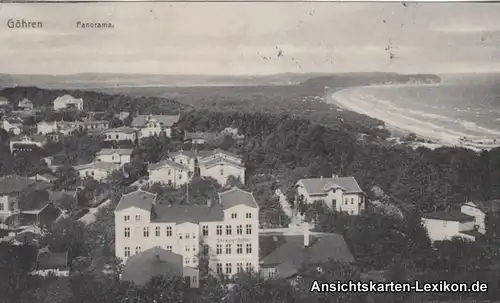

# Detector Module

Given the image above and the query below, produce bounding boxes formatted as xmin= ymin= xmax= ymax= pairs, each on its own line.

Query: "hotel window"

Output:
xmin=124 ymin=247 xmax=130 ymax=257
xmin=225 ymin=263 xmax=232 ymax=275
xmin=225 ymin=244 xmax=231 ymax=254
xmin=216 ymin=225 xmax=222 ymax=235
xmin=124 ymin=227 xmax=130 ymax=238
xmin=91 ymin=171 xmax=95 ymax=176
xmin=193 ymin=245 xmax=197 ymax=252
xmin=216 ymin=263 xmax=223 ymax=274
xmin=185 ymin=245 xmax=190 ymax=252
xmin=155 ymin=226 xmax=161 ymax=237
xmin=237 ymin=263 xmax=243 ymax=273
xmin=237 ymin=244 xmax=243 ymax=254
xmin=192 ymin=276 xmax=197 ymax=284
xmin=246 ymin=243 xmax=252 ymax=254
xmin=246 ymin=262 xmax=252 ymax=272
xmin=246 ymin=213 xmax=251 ymax=219
xmin=179 ymin=233 xmax=183 ymax=239
xmin=202 ymin=225 xmax=209 ymax=236
xmin=180 ymin=159 xmax=183 ymax=164
xmin=166 ymin=245 xmax=172 ymax=252
xmin=135 ymin=215 xmax=140 ymax=221
xmin=351 ymin=198 xmax=354 ymax=204
xmin=186 ymin=233 xmax=190 ymax=239
xmin=143 ymin=227 xmax=149 ymax=237
xmin=231 ymin=213 xmax=237 ymax=219
xmin=135 ymin=246 xmax=141 ymax=254
xmin=166 ymin=226 xmax=172 ymax=236
xmin=192 ymin=257 xmax=197 ymax=265
xmin=192 ymin=233 xmax=196 ymax=238
xmin=226 ymin=225 xmax=232 ymax=235
xmin=185 ymin=258 xmax=190 ymax=265
xmin=237 ymin=225 xmax=243 ymax=235
xmin=179 ymin=174 xmax=183 ymax=180
xmin=246 ymin=224 xmax=252 ymax=235
xmin=345 ymin=198 xmax=348 ymax=205
xmin=124 ymin=215 xmax=130 ymax=221
xmin=220 ymin=169 xmax=224 ymax=175
xmin=168 ymin=169 xmax=171 ymax=176
xmin=216 ymin=244 xmax=222 ymax=255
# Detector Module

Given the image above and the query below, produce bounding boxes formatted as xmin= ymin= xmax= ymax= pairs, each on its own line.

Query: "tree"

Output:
xmin=227 ymin=271 xmax=295 ymax=303
xmin=40 ymin=217 xmax=89 ymax=259
xmin=138 ymin=276 xmax=187 ymax=303
xmin=53 ymin=165 xmax=80 ymax=190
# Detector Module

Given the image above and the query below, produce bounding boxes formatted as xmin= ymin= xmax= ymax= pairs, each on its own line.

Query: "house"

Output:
xmin=168 ymin=149 xmax=246 ymax=186
xmin=59 ymin=119 xmax=109 ymax=131
xmin=73 ymin=162 xmax=120 ymax=182
xmin=121 ymin=246 xmax=183 ymax=286
xmin=421 ymin=211 xmax=477 ymax=243
xmin=0 ymin=175 xmax=54 ymax=229
xmin=9 ymin=134 xmax=48 ymax=153
xmin=147 ymin=159 xmax=191 ymax=188
xmin=103 ymin=127 xmax=137 ymax=142
xmin=30 ymin=247 xmax=70 ymax=277
xmin=17 ymin=98 xmax=34 ymax=111
xmin=295 ymin=175 xmax=365 ymax=215
xmin=132 ymin=114 xmax=180 ymax=138
xmin=184 ymin=132 xmax=221 ymax=145
xmin=37 ymin=121 xmax=58 ymax=135
xmin=259 ymin=226 xmax=355 ymax=279
xmin=114 ymin=186 xmax=260 ymax=288
xmin=1 ymin=119 xmax=22 ymax=135
xmin=53 ymin=95 xmax=83 ymax=111
xmin=29 ymin=173 xmax=58 ymax=184
xmin=96 ymin=148 xmax=133 ymax=166
xmin=460 ymin=200 xmax=500 ymax=235
xmin=0 ymin=96 xmax=9 ymax=107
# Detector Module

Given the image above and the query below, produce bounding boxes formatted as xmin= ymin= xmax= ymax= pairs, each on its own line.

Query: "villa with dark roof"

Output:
xmin=132 ymin=114 xmax=180 ymax=138
xmin=295 ymin=175 xmax=365 ymax=215
xmin=259 ymin=225 xmax=355 ymax=279
xmin=421 ymin=210 xmax=477 ymax=243
xmin=114 ymin=186 xmax=259 ymax=288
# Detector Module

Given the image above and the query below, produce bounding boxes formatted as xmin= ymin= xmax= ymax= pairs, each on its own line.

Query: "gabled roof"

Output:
xmin=10 ymin=134 xmax=47 ymax=143
xmin=96 ymin=148 xmax=134 ymax=156
xmin=115 ymin=189 xmax=156 ymax=212
xmin=259 ymin=233 xmax=355 ymax=278
xmin=168 ymin=148 xmax=242 ymax=161
xmin=298 ymin=176 xmax=363 ymax=195
xmin=152 ymin=203 xmax=224 ymax=223
xmin=147 ymin=159 xmax=188 ymax=171
xmin=73 ymin=162 xmax=120 ymax=172
xmin=184 ymin=132 xmax=220 ymax=141
xmin=53 ymin=95 xmax=82 ymax=104
xmin=422 ymin=210 xmax=474 ymax=222
xmin=218 ymin=186 xmax=258 ymax=210
xmin=35 ymin=247 xmax=68 ymax=270
xmin=200 ymin=157 xmax=244 ymax=169
xmin=0 ymin=175 xmax=51 ymax=195
xmin=49 ymin=190 xmax=77 ymax=202
xmin=121 ymin=246 xmax=183 ymax=286
xmin=464 ymin=200 xmax=500 ymax=214
xmin=104 ymin=127 xmax=136 ymax=135
xmin=131 ymin=114 xmax=180 ymax=128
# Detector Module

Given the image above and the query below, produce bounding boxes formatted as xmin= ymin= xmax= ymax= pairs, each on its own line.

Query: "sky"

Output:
xmin=1 ymin=2 xmax=500 ymax=75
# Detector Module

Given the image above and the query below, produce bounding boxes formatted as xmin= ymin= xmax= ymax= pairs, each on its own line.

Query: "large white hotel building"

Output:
xmin=114 ymin=186 xmax=260 ymax=288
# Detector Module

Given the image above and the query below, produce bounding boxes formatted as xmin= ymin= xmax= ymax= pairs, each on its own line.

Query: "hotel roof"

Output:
xmin=147 ymin=159 xmax=188 ymax=171
xmin=298 ymin=176 xmax=363 ymax=195
xmin=422 ymin=210 xmax=475 ymax=222
xmin=218 ymin=186 xmax=258 ymax=210
xmin=115 ymin=189 xmax=157 ymax=212
xmin=96 ymin=148 xmax=134 ymax=156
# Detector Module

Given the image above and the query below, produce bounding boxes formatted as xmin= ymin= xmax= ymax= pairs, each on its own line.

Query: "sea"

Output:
xmin=330 ymin=75 xmax=500 ymax=146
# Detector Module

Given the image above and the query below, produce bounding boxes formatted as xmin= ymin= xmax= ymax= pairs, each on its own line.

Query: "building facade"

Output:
xmin=96 ymin=149 xmax=133 ymax=166
xmin=295 ymin=175 xmax=365 ymax=215
xmin=132 ymin=114 xmax=180 ymax=139
xmin=114 ymin=187 xmax=260 ymax=288
xmin=73 ymin=162 xmax=120 ymax=182
xmin=103 ymin=127 xmax=137 ymax=142
xmin=53 ymin=95 xmax=84 ymax=111
xmin=147 ymin=159 xmax=191 ymax=188
xmin=37 ymin=121 xmax=58 ymax=135
xmin=9 ymin=135 xmax=47 ymax=153
xmin=421 ymin=211 xmax=476 ymax=243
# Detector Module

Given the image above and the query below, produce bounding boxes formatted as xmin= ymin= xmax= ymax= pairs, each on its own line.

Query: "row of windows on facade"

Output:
xmin=106 ymin=134 xmax=129 ymax=140
xmin=165 ymin=168 xmax=227 ymax=177
xmin=216 ymin=243 xmax=253 ymax=255
xmin=124 ymin=212 xmax=251 ymax=222
xmin=123 ymin=246 xmax=198 ymax=266
xmin=124 ymin=224 xmax=253 ymax=238
xmin=216 ymin=262 xmax=253 ymax=275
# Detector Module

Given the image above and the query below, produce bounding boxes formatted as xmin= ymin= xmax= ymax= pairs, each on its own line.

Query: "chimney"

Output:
xmin=303 ymin=222 xmax=310 ymax=247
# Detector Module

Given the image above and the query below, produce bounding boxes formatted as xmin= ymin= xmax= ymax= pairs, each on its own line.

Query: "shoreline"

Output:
xmin=327 ymin=85 xmax=500 ymax=152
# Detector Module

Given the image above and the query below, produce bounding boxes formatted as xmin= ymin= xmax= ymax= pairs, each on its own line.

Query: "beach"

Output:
xmin=327 ymin=84 xmax=500 ymax=151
